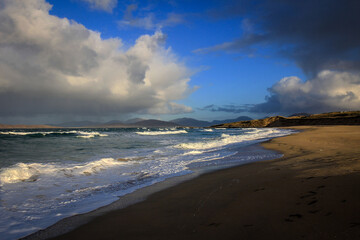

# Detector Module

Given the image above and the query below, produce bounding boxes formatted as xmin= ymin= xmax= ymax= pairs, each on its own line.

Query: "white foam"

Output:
xmin=0 ymin=131 xmax=49 ymax=136
xmin=0 ymin=130 xmax=108 ymax=138
xmin=0 ymin=158 xmax=127 ymax=186
xmin=74 ymin=131 xmax=108 ymax=138
xmin=0 ymin=127 xmax=294 ymax=240
xmin=136 ymin=130 xmax=187 ymax=135
xmin=0 ymin=163 xmax=41 ymax=184
xmin=202 ymin=129 xmax=213 ymax=132
xmin=176 ymin=128 xmax=292 ymax=150
xmin=183 ymin=150 xmax=205 ymax=155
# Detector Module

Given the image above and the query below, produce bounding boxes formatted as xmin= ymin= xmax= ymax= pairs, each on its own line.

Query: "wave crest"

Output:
xmin=136 ymin=130 xmax=187 ymax=135
xmin=202 ymin=129 xmax=213 ymax=132
xmin=176 ymin=128 xmax=291 ymax=150
xmin=0 ymin=158 xmax=126 ymax=185
xmin=0 ymin=130 xmax=108 ymax=138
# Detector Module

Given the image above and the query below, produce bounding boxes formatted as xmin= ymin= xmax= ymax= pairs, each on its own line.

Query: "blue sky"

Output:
xmin=0 ymin=0 xmax=359 ymax=124
xmin=48 ymin=0 xmax=303 ymax=120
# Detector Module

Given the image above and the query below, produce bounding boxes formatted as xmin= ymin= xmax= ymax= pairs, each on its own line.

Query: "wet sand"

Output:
xmin=32 ymin=126 xmax=360 ymax=239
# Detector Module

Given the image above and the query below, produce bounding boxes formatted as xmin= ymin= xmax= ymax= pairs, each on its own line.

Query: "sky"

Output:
xmin=0 ymin=0 xmax=359 ymax=124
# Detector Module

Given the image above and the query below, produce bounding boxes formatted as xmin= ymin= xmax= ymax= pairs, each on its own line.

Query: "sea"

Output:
xmin=0 ymin=127 xmax=294 ymax=239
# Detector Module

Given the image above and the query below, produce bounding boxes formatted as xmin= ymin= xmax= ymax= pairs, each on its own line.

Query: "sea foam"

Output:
xmin=0 ymin=158 xmax=127 ymax=186
xmin=73 ymin=131 xmax=108 ymax=138
xmin=136 ymin=130 xmax=187 ymax=135
xmin=202 ymin=129 xmax=213 ymax=132
xmin=183 ymin=150 xmax=205 ymax=155
xmin=176 ymin=128 xmax=292 ymax=150
xmin=0 ymin=130 xmax=107 ymax=138
xmin=0 ymin=127 xmax=293 ymax=240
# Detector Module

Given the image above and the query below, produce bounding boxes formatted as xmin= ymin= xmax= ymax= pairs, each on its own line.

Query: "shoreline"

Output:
xmin=21 ymin=170 xmax=202 ymax=240
xmin=25 ymin=126 xmax=360 ymax=239
xmin=21 ymin=132 xmax=287 ymax=240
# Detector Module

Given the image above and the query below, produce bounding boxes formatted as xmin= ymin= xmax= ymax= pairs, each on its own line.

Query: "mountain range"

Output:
xmin=50 ymin=116 xmax=253 ymax=128
xmin=3 ymin=111 xmax=359 ymax=129
xmin=170 ymin=116 xmax=253 ymax=127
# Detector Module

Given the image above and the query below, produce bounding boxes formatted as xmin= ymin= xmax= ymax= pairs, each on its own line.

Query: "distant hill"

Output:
xmin=93 ymin=122 xmax=133 ymax=128
xmin=171 ymin=116 xmax=253 ymax=127
xmin=103 ymin=120 xmax=124 ymax=125
xmin=210 ymin=116 xmax=253 ymax=125
xmin=53 ymin=121 xmax=101 ymax=127
xmin=94 ymin=119 xmax=180 ymax=128
xmin=1 ymin=116 xmax=257 ymax=129
xmin=170 ymin=118 xmax=210 ymax=127
xmin=53 ymin=120 xmax=129 ymax=128
xmin=124 ymin=118 xmax=146 ymax=124
xmin=134 ymin=119 xmax=181 ymax=127
xmin=47 ymin=119 xmax=181 ymax=128
xmin=212 ymin=111 xmax=360 ymax=128
xmin=0 ymin=124 xmax=58 ymax=129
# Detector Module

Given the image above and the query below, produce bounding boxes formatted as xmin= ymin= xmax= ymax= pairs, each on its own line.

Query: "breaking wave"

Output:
xmin=183 ymin=150 xmax=205 ymax=155
xmin=0 ymin=130 xmax=108 ymax=138
xmin=136 ymin=130 xmax=187 ymax=135
xmin=176 ymin=128 xmax=292 ymax=150
xmin=0 ymin=158 xmax=127 ymax=186
xmin=202 ymin=129 xmax=213 ymax=132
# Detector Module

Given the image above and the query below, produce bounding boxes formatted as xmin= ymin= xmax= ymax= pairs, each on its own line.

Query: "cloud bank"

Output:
xmin=200 ymin=0 xmax=360 ymax=114
xmin=253 ymin=71 xmax=360 ymax=114
xmin=0 ymin=0 xmax=193 ymax=118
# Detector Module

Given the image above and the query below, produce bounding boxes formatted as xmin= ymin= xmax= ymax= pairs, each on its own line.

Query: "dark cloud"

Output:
xmin=202 ymin=0 xmax=360 ymax=75
xmin=198 ymin=0 xmax=360 ymax=114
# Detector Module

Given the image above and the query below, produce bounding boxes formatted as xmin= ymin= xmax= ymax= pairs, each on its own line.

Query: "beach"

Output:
xmin=27 ymin=126 xmax=360 ymax=239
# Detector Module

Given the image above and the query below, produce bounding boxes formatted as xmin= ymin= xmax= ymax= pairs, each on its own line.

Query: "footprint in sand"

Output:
xmin=207 ymin=222 xmax=221 ymax=227
xmin=254 ymin=187 xmax=265 ymax=192
xmin=285 ymin=214 xmax=303 ymax=222
xmin=307 ymin=200 xmax=318 ymax=205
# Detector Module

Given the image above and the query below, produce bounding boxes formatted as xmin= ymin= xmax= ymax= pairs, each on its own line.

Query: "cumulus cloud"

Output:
xmin=0 ymin=0 xmax=193 ymax=118
xmin=252 ymin=71 xmax=360 ymax=114
xmin=201 ymin=70 xmax=360 ymax=115
xmin=79 ymin=0 xmax=117 ymax=12
xmin=198 ymin=0 xmax=360 ymax=114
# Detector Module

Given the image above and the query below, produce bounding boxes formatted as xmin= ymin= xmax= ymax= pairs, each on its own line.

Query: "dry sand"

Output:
xmin=36 ymin=126 xmax=360 ymax=239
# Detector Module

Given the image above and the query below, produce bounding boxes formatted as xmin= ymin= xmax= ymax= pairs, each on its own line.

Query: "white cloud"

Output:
xmin=253 ymin=70 xmax=360 ymax=113
xmin=0 ymin=0 xmax=193 ymax=118
xmin=79 ymin=0 xmax=117 ymax=12
xmin=118 ymin=4 xmax=185 ymax=30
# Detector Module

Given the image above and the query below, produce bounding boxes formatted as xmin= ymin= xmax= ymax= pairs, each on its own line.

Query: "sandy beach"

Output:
xmin=29 ymin=126 xmax=360 ymax=239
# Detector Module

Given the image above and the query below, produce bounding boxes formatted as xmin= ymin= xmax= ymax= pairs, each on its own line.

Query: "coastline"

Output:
xmin=24 ymin=126 xmax=360 ymax=239
xmin=21 ymin=138 xmax=282 ymax=240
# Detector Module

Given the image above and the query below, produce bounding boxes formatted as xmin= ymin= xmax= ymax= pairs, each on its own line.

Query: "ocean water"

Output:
xmin=0 ymin=127 xmax=293 ymax=239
